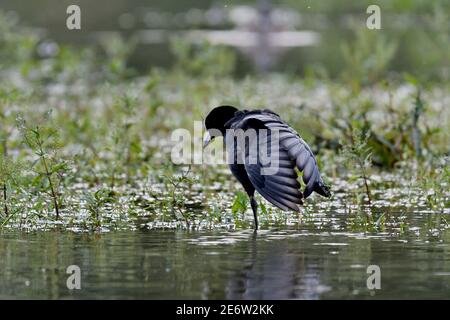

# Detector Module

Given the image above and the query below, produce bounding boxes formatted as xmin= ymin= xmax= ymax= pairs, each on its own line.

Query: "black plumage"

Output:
xmin=204 ymin=105 xmax=331 ymax=229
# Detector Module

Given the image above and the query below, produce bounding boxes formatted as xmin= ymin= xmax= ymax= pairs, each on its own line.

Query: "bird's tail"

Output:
xmin=314 ymin=180 xmax=331 ymax=198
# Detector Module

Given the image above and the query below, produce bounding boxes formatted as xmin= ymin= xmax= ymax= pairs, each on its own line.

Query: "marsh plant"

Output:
xmin=0 ymin=10 xmax=448 ymax=233
xmin=417 ymin=157 xmax=449 ymax=212
xmin=232 ymin=191 xmax=249 ymax=221
xmin=411 ymin=88 xmax=425 ymax=159
xmin=17 ymin=112 xmax=68 ymax=219
xmin=340 ymin=27 xmax=398 ymax=91
xmin=107 ymin=94 xmax=143 ymax=188
xmin=100 ymin=34 xmax=137 ymax=81
xmin=0 ymin=156 xmax=19 ymax=217
xmin=84 ymin=189 xmax=116 ymax=228
xmin=0 ymin=139 xmax=23 ymax=220
xmin=170 ymin=37 xmax=236 ymax=77
xmin=163 ymin=165 xmax=196 ymax=226
xmin=342 ymin=127 xmax=373 ymax=205
xmin=0 ymin=88 xmax=22 ymax=217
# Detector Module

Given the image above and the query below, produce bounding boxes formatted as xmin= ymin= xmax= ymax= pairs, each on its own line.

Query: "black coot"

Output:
xmin=204 ymin=105 xmax=331 ymax=229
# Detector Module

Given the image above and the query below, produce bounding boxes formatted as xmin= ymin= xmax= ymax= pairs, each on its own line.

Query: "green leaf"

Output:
xmin=260 ymin=202 xmax=268 ymax=216
xmin=232 ymin=191 xmax=248 ymax=216
xmin=50 ymin=162 xmax=67 ymax=174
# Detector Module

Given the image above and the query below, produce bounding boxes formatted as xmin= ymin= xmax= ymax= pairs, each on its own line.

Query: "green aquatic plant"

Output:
xmin=0 ymin=99 xmax=10 ymax=216
xmin=170 ymin=37 xmax=236 ymax=77
xmin=0 ymin=156 xmax=14 ymax=216
xmin=340 ymin=27 xmax=398 ymax=91
xmin=347 ymin=210 xmax=376 ymax=233
xmin=207 ymin=203 xmax=222 ymax=227
xmin=0 ymin=8 xmax=448 ymax=232
xmin=144 ymin=72 xmax=163 ymax=119
xmin=231 ymin=191 xmax=249 ymax=221
xmin=107 ymin=93 xmax=142 ymax=187
xmin=411 ymin=88 xmax=425 ymax=159
xmin=85 ymin=189 xmax=116 ymax=228
xmin=17 ymin=112 xmax=68 ymax=219
xmin=0 ymin=10 xmax=38 ymax=69
xmin=163 ymin=165 xmax=196 ymax=226
xmin=0 ymin=88 xmax=23 ymax=217
xmin=0 ymin=153 xmax=23 ymax=220
xmin=417 ymin=158 xmax=449 ymax=212
xmin=406 ymin=84 xmax=443 ymax=162
xmin=100 ymin=33 xmax=137 ymax=80
xmin=342 ymin=127 xmax=373 ymax=205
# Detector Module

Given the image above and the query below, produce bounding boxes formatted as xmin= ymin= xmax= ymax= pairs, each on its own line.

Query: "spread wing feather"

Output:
xmin=241 ymin=126 xmax=302 ymax=211
xmin=228 ymin=111 xmax=330 ymax=210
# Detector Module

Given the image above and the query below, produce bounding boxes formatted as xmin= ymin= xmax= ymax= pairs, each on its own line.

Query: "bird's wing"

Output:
xmin=231 ymin=117 xmax=303 ymax=212
xmin=237 ymin=112 xmax=330 ymax=200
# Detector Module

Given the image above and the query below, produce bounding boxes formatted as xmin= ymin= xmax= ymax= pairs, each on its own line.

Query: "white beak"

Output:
xmin=203 ymin=131 xmax=212 ymax=148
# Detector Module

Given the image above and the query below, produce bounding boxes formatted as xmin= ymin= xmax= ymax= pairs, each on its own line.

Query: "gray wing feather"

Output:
xmin=232 ymin=111 xmax=328 ymax=207
xmin=241 ymin=127 xmax=302 ymax=212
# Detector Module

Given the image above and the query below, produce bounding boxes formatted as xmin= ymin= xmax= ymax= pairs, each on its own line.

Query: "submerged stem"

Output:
xmin=41 ymin=154 xmax=60 ymax=220
xmin=359 ymin=159 xmax=372 ymax=205
xmin=2 ymin=137 xmax=8 ymax=216
xmin=3 ymin=183 xmax=7 ymax=216
xmin=362 ymin=173 xmax=372 ymax=205
xmin=32 ymin=129 xmax=60 ymax=220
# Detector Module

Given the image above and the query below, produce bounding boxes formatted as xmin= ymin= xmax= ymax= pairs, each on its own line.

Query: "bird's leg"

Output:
xmin=250 ymin=196 xmax=258 ymax=230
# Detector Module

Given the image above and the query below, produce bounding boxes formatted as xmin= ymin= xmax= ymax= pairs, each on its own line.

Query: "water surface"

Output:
xmin=1 ymin=213 xmax=449 ymax=299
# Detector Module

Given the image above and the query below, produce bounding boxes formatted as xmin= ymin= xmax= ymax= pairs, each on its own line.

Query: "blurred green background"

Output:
xmin=1 ymin=0 xmax=448 ymax=81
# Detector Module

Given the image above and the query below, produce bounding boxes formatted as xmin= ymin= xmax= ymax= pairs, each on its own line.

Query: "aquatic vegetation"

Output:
xmin=17 ymin=112 xmax=68 ymax=219
xmin=170 ymin=37 xmax=236 ymax=77
xmin=100 ymin=33 xmax=138 ymax=81
xmin=0 ymin=11 xmax=39 ymax=68
xmin=84 ymin=188 xmax=116 ymax=228
xmin=0 ymin=3 xmax=449 ymax=302
xmin=0 ymin=11 xmax=447 ymax=235
xmin=107 ymin=94 xmax=142 ymax=187
xmin=0 ymin=156 xmax=14 ymax=216
xmin=0 ymin=90 xmax=14 ymax=216
xmin=342 ymin=128 xmax=373 ymax=205
xmin=164 ymin=165 xmax=196 ymax=226
xmin=231 ymin=191 xmax=249 ymax=221
xmin=340 ymin=27 xmax=398 ymax=92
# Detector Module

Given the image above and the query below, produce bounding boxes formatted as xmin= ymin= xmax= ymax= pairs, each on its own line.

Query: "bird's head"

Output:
xmin=203 ymin=105 xmax=239 ymax=148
